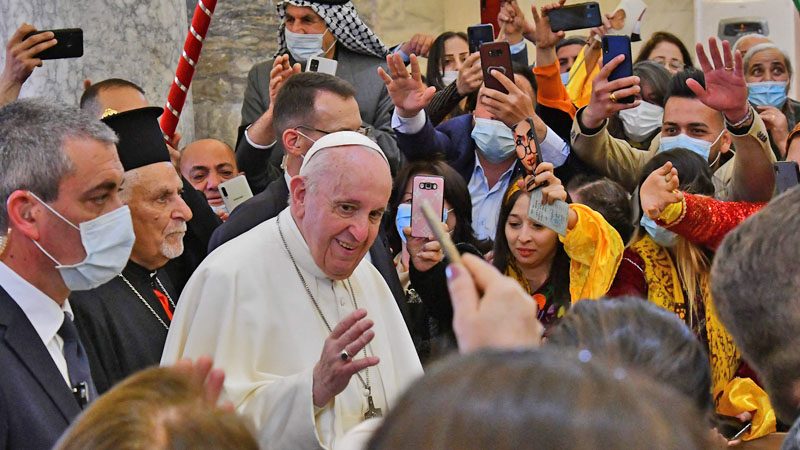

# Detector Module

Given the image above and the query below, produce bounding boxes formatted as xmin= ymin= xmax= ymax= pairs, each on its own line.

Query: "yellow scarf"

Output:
xmin=631 ymin=235 xmax=739 ymax=395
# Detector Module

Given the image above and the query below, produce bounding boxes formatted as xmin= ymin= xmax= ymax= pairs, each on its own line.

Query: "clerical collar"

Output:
xmin=122 ymin=261 xmax=160 ymax=283
xmin=278 ymin=208 xmax=329 ymax=280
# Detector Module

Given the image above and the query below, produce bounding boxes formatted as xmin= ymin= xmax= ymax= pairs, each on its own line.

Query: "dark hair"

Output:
xmin=272 ymin=72 xmax=356 ymax=136
xmin=633 ymin=60 xmax=672 ymax=107
xmin=556 ymin=36 xmax=587 ymax=52
xmin=567 ymin=175 xmax=634 ymax=244
xmin=635 ymin=31 xmax=694 ymax=69
xmin=387 ymin=159 xmax=485 ymax=254
xmin=711 ymin=186 xmax=800 ymax=423
xmin=548 ymin=297 xmax=713 ymax=413
xmin=663 ymin=69 xmax=725 ymax=128
xmin=512 ymin=64 xmax=538 ymax=99
xmin=637 ymin=149 xmax=715 ymax=197
xmin=426 ymin=31 xmax=469 ymax=91
xmin=368 ymin=349 xmax=713 ymax=449
xmin=492 ymin=180 xmax=570 ymax=307
xmin=79 ymin=78 xmax=146 ymax=118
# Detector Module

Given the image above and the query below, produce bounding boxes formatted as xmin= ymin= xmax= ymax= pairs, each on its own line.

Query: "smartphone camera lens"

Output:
xmin=310 ymin=60 xmax=318 ymax=70
xmin=221 ymin=187 xmax=228 ymax=197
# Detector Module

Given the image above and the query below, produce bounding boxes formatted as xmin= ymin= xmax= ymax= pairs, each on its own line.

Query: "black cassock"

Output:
xmin=71 ymin=261 xmax=176 ymax=395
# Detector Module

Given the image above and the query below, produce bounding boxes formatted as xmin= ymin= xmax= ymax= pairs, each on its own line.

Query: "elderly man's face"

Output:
xmin=292 ymin=146 xmax=391 ymax=280
xmin=284 ymin=5 xmax=336 ymax=52
xmin=124 ymin=162 xmax=193 ymax=270
xmin=180 ymin=139 xmax=238 ymax=209
xmin=36 ymin=137 xmax=125 ymax=265
xmin=746 ymin=48 xmax=790 ymax=83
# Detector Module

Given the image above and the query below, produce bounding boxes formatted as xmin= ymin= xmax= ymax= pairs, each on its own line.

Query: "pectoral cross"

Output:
xmin=364 ymin=394 xmax=383 ymax=419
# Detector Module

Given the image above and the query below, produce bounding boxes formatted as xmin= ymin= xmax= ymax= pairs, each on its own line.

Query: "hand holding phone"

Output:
xmin=411 ymin=175 xmax=445 ymax=238
xmin=602 ymin=35 xmax=635 ymax=103
xmin=219 ymin=174 xmax=253 ymax=214
xmin=22 ymin=28 xmax=83 ymax=60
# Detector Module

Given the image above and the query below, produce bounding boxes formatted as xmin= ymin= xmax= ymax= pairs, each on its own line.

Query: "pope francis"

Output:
xmin=161 ymin=132 xmax=422 ymax=449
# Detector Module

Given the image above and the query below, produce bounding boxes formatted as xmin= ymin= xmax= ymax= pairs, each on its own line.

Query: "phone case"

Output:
xmin=602 ymin=35 xmax=635 ymax=103
xmin=219 ymin=174 xmax=253 ymax=213
xmin=411 ymin=175 xmax=445 ymax=238
xmin=774 ymin=161 xmax=800 ymax=195
xmin=479 ymin=0 xmax=501 ymax=39
xmin=480 ymin=41 xmax=513 ymax=95
xmin=24 ymin=28 xmax=83 ymax=60
xmin=546 ymin=2 xmax=602 ymax=32
xmin=306 ymin=56 xmax=338 ymax=76
xmin=467 ymin=24 xmax=494 ymax=54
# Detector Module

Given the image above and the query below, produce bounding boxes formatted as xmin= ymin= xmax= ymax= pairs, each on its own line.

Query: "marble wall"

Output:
xmin=0 ymin=0 xmax=195 ymax=143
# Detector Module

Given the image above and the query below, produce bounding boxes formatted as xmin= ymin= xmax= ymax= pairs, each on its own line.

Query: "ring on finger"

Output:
xmin=340 ymin=349 xmax=350 ymax=361
xmin=609 ymin=92 xmax=618 ymax=103
xmin=724 ymin=66 xmax=733 ymax=71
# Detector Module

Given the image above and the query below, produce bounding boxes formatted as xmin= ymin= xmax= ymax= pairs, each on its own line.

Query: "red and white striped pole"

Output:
xmin=160 ymin=0 xmax=218 ymax=141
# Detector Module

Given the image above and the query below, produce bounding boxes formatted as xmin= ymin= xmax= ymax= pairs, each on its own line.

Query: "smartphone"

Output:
xmin=23 ymin=28 xmax=83 ymax=60
xmin=716 ymin=415 xmax=752 ymax=441
xmin=306 ymin=55 xmax=337 ymax=76
xmin=602 ymin=35 xmax=635 ymax=103
xmin=480 ymin=41 xmax=513 ymax=95
xmin=774 ymin=161 xmax=800 ymax=195
xmin=546 ymin=2 xmax=602 ymax=32
xmin=479 ymin=0 xmax=502 ymax=39
xmin=468 ymin=23 xmax=494 ymax=54
xmin=219 ymin=174 xmax=253 ymax=213
xmin=411 ymin=175 xmax=444 ymax=238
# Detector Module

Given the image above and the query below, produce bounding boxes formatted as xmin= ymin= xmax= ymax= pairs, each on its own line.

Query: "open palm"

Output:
xmin=378 ymin=53 xmax=435 ymax=117
xmin=687 ymin=37 xmax=748 ymax=120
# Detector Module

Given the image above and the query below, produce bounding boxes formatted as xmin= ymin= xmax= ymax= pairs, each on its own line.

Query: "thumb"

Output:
xmin=446 ymin=262 xmax=479 ymax=317
xmin=685 ymin=78 xmax=706 ymax=99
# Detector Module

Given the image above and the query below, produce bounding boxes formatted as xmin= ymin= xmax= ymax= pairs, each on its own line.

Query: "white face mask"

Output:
xmin=659 ymin=131 xmax=724 ymax=167
xmin=29 ymin=193 xmax=135 ymax=291
xmin=441 ymin=70 xmax=458 ymax=86
xmin=618 ymin=101 xmax=664 ymax=142
xmin=285 ymin=28 xmax=332 ymax=62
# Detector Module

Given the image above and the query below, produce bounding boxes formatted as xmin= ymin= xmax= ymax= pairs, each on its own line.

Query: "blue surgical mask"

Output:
xmin=471 ymin=118 xmax=516 ymax=164
xmin=640 ymin=215 xmax=678 ymax=247
xmin=395 ymin=203 xmax=449 ymax=244
xmin=658 ymin=131 xmax=723 ymax=166
xmin=285 ymin=28 xmax=326 ymax=62
xmin=748 ymin=81 xmax=788 ymax=108
xmin=29 ymin=192 xmax=135 ymax=291
xmin=560 ymin=71 xmax=571 ymax=85
xmin=441 ymin=70 xmax=458 ymax=86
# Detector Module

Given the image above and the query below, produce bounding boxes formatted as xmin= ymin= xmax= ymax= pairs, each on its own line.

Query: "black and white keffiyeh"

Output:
xmin=275 ymin=0 xmax=389 ymax=59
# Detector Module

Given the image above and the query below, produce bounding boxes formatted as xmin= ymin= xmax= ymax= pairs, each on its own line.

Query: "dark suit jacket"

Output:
xmin=0 ymin=289 xmax=81 ymax=449
xmin=238 ymin=45 xmax=403 ymax=194
xmin=207 ymin=178 xmax=410 ymax=324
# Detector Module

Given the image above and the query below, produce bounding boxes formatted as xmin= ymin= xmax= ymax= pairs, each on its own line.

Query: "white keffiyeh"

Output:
xmin=275 ymin=0 xmax=389 ymax=59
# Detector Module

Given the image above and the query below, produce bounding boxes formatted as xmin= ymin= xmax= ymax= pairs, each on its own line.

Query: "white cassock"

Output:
xmin=161 ymin=208 xmax=423 ymax=449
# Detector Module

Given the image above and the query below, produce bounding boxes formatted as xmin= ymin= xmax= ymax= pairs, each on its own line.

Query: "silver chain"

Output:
xmin=276 ymin=216 xmax=371 ymax=395
xmin=118 ymin=273 xmax=175 ymax=331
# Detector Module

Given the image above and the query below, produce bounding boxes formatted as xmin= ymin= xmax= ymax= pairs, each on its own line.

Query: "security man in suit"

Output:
xmin=0 ymin=99 xmax=135 ymax=449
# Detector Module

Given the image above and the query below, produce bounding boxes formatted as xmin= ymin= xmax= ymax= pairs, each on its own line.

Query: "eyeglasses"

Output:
xmin=651 ymin=57 xmax=685 ymax=71
xmin=295 ymin=124 xmax=371 ymax=137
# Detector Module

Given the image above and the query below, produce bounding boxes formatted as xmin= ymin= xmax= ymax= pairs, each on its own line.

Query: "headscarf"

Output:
xmin=275 ymin=0 xmax=389 ymax=59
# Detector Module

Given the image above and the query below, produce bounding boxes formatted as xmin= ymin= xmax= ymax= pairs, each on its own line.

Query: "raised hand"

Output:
xmin=312 ymin=309 xmax=379 ymax=408
xmin=378 ymin=53 xmax=436 ymax=118
xmin=456 ymin=52 xmax=482 ymax=96
xmin=580 ymin=54 xmax=641 ymax=129
xmin=269 ymin=54 xmax=301 ymax=106
xmin=640 ymin=161 xmax=684 ymax=219
xmin=497 ymin=1 xmax=534 ymax=44
xmin=479 ymin=69 xmax=535 ymax=127
xmin=447 ymin=254 xmax=542 ymax=354
xmin=531 ymin=0 xmax=567 ymax=50
xmin=687 ymin=37 xmax=749 ymax=123
xmin=1 ymin=23 xmax=57 ymax=105
xmin=172 ymin=356 xmax=229 ymax=409
xmin=399 ymin=33 xmax=434 ymax=58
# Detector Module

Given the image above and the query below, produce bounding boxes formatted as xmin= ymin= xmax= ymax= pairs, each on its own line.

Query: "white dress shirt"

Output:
xmin=0 ymin=261 xmax=73 ymax=387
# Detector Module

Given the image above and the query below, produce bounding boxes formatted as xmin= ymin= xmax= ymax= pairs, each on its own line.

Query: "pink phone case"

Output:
xmin=411 ymin=175 xmax=445 ymax=238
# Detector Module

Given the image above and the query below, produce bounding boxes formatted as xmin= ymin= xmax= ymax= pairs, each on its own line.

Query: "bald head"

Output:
xmin=733 ymin=34 xmax=771 ymax=57
xmin=290 ymin=144 xmax=391 ymax=280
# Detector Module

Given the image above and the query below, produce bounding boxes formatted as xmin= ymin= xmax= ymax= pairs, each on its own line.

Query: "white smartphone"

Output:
xmin=306 ymin=56 xmax=338 ymax=76
xmin=219 ymin=174 xmax=253 ymax=213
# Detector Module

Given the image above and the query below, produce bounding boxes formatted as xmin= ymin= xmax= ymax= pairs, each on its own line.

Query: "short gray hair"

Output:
xmin=0 ymin=98 xmax=118 ymax=232
xmin=743 ymin=43 xmax=793 ymax=82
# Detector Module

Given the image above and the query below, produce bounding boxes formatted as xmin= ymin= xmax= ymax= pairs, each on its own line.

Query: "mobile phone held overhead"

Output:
xmin=546 ymin=2 xmax=602 ymax=32
xmin=23 ymin=28 xmax=83 ymax=60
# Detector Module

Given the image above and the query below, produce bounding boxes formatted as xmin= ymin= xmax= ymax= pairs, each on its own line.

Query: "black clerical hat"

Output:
xmin=101 ymin=107 xmax=170 ymax=171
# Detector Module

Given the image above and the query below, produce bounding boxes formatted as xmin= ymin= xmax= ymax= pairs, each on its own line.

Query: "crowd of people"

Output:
xmin=1 ymin=0 xmax=800 ymax=448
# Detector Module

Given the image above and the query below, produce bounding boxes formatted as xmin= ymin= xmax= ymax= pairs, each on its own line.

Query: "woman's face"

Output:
xmin=649 ymin=41 xmax=685 ymax=74
xmin=401 ymin=174 xmax=456 ymax=231
xmin=442 ymin=36 xmax=469 ymax=72
xmin=505 ymin=193 xmax=558 ymax=270
xmin=746 ymin=48 xmax=790 ymax=83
